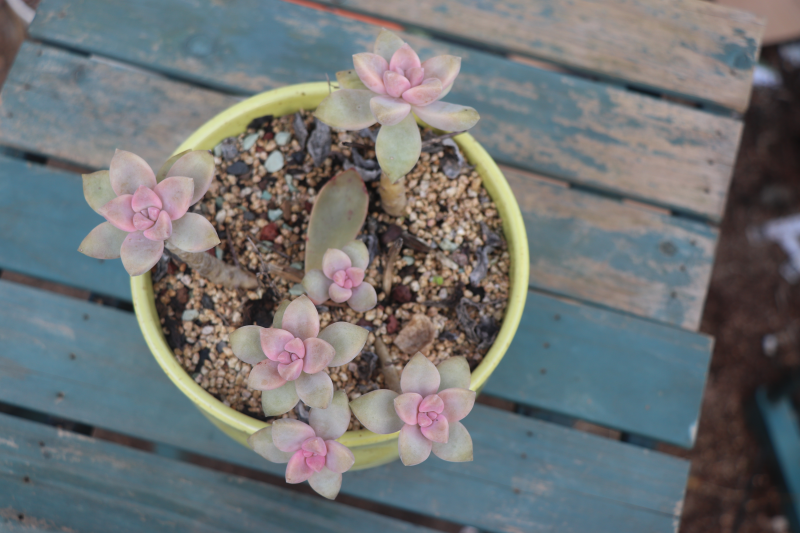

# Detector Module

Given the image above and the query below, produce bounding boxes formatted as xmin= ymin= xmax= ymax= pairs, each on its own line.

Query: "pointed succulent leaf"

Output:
xmin=248 ymin=359 xmax=287 ymax=391
xmin=281 ymin=295 xmax=320 ymax=340
xmin=336 ymin=69 xmax=368 ymax=90
xmin=347 ymin=282 xmax=377 ymax=313
xmin=383 ymin=71 xmax=411 ymax=99
xmin=295 ymin=371 xmax=334 ymax=409
xmin=153 ymin=176 xmax=193 ymax=220
xmin=109 ymin=150 xmax=156 ymax=196
xmin=143 ymin=211 xmax=172 ymax=241
xmin=431 ymin=421 xmax=473 ymax=462
xmin=261 ymin=381 xmax=300 ymax=416
xmin=389 ymin=43 xmax=422 ymax=72
xmin=305 ymin=169 xmax=369 ymax=271
xmin=247 ymin=426 xmax=294 ymax=463
xmin=420 ymin=415 xmax=449 ymax=443
xmin=402 ymin=78 xmax=442 ymax=106
xmin=370 ymin=96 xmax=411 ymax=126
xmin=309 ymin=467 xmax=343 ymax=499
xmin=394 ymin=392 xmax=423 ymax=426
xmin=322 ymin=248 xmax=352 ymax=279
xmin=229 ymin=325 xmax=266 ymax=365
xmin=412 ymin=101 xmax=479 ymax=132
xmin=406 ymin=66 xmax=424 ymax=87
xmin=155 ymin=149 xmax=190 ymax=182
xmin=278 ymin=359 xmax=304 ymax=382
xmin=98 ymin=194 xmax=136 ymax=232
xmin=350 ymin=390 xmax=403 ymax=434
xmin=301 ymin=270 xmax=333 ymax=305
xmin=439 ymin=388 xmax=476 ymax=423
xmin=398 ymin=424 xmax=432 ymax=466
xmin=131 ymin=185 xmax=162 ymax=212
xmin=329 ymin=284 xmax=352 ymax=303
xmin=376 ymin=112 xmax=421 ymax=183
xmin=286 ymin=450 xmax=314 ymax=483
xmin=317 ymin=322 xmax=368 ymax=367
xmin=325 ymin=441 xmax=355 ymax=474
xmin=120 ymin=231 xmax=164 ymax=276
xmin=82 ymin=170 xmax=117 ymax=214
xmin=272 ymin=418 xmax=317 ymax=453
xmin=437 ymin=356 xmax=471 ymax=391
xmin=78 ymin=222 xmax=127 ymax=260
xmin=165 ymin=150 xmax=215 ymax=205
xmin=309 ymin=390 xmax=351 ymax=440
xmin=272 ymin=299 xmax=290 ymax=329
xmin=352 ymin=53 xmax=388 ymax=94
xmin=374 ymin=28 xmax=406 ymax=62
xmin=401 ymin=352 xmax=440 ymax=396
xmin=168 ymin=213 xmax=220 ymax=252
xmin=302 ymin=338 xmax=336 ymax=374
xmin=421 ymin=55 xmax=461 ymax=93
xmin=260 ymin=327 xmax=295 ymax=361
xmin=340 ymin=240 xmax=369 ymax=270
xmin=315 ymin=89 xmax=377 ymax=131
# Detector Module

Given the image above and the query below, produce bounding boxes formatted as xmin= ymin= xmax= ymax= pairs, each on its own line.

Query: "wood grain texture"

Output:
xmin=0 ymin=413 xmax=437 ymax=533
xmin=0 ymin=155 xmax=130 ymax=301
xmin=0 ymin=280 xmax=689 ymax=532
xmin=484 ymin=291 xmax=712 ymax=447
xmin=510 ymin=170 xmax=719 ymax=329
xmin=24 ymin=1 xmax=744 ymax=219
xmin=311 ymin=0 xmax=764 ymax=112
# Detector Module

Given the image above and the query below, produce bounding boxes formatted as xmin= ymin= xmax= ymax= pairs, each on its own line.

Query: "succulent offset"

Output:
xmin=302 ymin=241 xmax=377 ymax=312
xmin=248 ymin=391 xmax=355 ymax=499
xmin=315 ymin=29 xmax=480 ymax=182
xmin=350 ymin=353 xmax=476 ymax=466
xmin=79 ymin=149 xmax=220 ymax=276
xmin=230 ymin=295 xmax=368 ymax=415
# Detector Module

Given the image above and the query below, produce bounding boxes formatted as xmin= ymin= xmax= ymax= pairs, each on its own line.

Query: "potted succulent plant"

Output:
xmin=81 ymin=28 xmax=529 ymax=500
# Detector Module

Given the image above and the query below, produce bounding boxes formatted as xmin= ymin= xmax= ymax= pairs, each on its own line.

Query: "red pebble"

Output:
xmin=386 ymin=315 xmax=399 ymax=334
xmin=263 ymin=132 xmax=274 ymax=140
xmin=259 ymin=222 xmax=280 ymax=241
xmin=391 ymin=285 xmax=412 ymax=304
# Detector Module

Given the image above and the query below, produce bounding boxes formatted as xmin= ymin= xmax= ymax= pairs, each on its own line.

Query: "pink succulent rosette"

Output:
xmin=79 ymin=149 xmax=219 ymax=276
xmin=350 ymin=353 xmax=476 ymax=466
xmin=230 ymin=295 xmax=368 ymax=415
xmin=302 ymin=240 xmax=377 ymax=312
xmin=248 ymin=390 xmax=355 ymax=499
xmin=315 ymin=29 xmax=480 ymax=182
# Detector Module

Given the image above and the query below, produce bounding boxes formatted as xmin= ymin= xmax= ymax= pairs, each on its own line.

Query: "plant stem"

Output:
xmin=379 ymin=172 xmax=407 ymax=217
xmin=165 ymin=241 xmax=258 ymax=290
xmin=374 ymin=337 xmax=402 ymax=393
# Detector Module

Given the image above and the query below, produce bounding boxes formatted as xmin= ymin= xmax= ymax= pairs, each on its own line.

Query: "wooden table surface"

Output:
xmin=0 ymin=0 xmax=763 ymax=531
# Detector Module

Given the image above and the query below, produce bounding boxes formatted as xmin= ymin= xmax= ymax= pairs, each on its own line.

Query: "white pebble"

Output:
xmin=201 ymin=326 xmax=214 ymax=336
xmin=215 ymin=209 xmax=227 ymax=223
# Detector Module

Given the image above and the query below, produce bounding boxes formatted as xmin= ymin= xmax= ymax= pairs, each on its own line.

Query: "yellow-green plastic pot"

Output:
xmin=132 ymin=82 xmax=529 ymax=470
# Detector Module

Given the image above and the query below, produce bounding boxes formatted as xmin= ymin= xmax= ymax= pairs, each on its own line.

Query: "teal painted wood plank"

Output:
xmin=0 ymin=280 xmax=688 ymax=532
xmin=0 ymin=155 xmax=130 ymax=301
xmin=310 ymin=0 xmax=764 ymax=113
xmin=22 ymin=2 xmax=743 ymax=220
xmin=484 ymin=292 xmax=712 ymax=447
xmin=0 ymin=413 xmax=438 ymax=533
xmin=510 ymin=170 xmax=718 ymax=329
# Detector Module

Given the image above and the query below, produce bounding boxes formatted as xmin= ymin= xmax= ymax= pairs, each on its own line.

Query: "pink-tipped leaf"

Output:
xmin=153 ymin=176 xmax=193 ymax=220
xmin=394 ymin=392 xmax=423 ymax=426
xmin=120 ymin=231 xmax=164 ymax=276
xmin=286 ymin=450 xmax=315 ymax=483
xmin=109 ymin=150 xmax=156 ymax=196
xmin=439 ymin=388 xmax=476 ymax=422
xmin=352 ymin=53 xmax=388 ymax=94
xmin=248 ymin=426 xmax=294 ymax=463
xmin=259 ymin=328 xmax=295 ymax=361
xmin=143 ymin=210 xmax=172 ymax=241
xmin=389 ymin=43 xmax=421 ymax=73
xmin=248 ymin=359 xmax=287 ymax=391
xmin=324 ymin=441 xmax=355 ymax=474
xmin=302 ymin=338 xmax=336 ymax=374
xmin=272 ymin=419 xmax=317 ymax=453
xmin=421 ymin=55 xmax=461 ymax=94
xmin=370 ymin=96 xmax=411 ymax=126
xmin=280 ymin=295 xmax=320 ymax=340
xmin=420 ymin=415 xmax=449 ymax=443
xmin=98 ymin=194 xmax=136 ymax=232
xmin=402 ymin=78 xmax=442 ymax=106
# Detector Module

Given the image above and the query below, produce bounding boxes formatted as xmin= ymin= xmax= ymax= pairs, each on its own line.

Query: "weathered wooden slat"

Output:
xmin=0 ymin=155 xmax=130 ymax=301
xmin=484 ymin=291 xmax=712 ymax=447
xmin=0 ymin=413 xmax=437 ymax=533
xmin=309 ymin=0 xmax=763 ymax=113
xmin=510 ymin=170 xmax=718 ymax=329
xmin=0 ymin=280 xmax=688 ymax=532
xmin=21 ymin=2 xmax=743 ymax=220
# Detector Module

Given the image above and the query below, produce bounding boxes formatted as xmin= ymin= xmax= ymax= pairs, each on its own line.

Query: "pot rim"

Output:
xmin=132 ymin=82 xmax=529 ymax=449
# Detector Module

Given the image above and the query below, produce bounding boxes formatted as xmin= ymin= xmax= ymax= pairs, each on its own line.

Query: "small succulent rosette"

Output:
xmin=316 ymin=29 xmax=480 ymax=181
xmin=351 ymin=353 xmax=476 ymax=466
xmin=79 ymin=149 xmax=219 ymax=275
xmin=230 ymin=295 xmax=368 ymax=415
xmin=302 ymin=240 xmax=377 ymax=312
xmin=248 ymin=391 xmax=355 ymax=499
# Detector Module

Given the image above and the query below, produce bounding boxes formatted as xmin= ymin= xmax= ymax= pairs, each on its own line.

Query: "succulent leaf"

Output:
xmin=322 ymin=248 xmax=352 ymax=279
xmin=420 ymin=415 xmax=449 ymax=443
xmin=143 ymin=210 xmax=172 ymax=241
xmin=230 ymin=326 xmax=267 ymax=364
xmin=301 ymin=270 xmax=333 ymax=305
xmin=272 ymin=418 xmax=317 ymax=453
xmin=398 ymin=424 xmax=432 ymax=466
xmin=374 ymin=28 xmax=406 ymax=62
xmin=317 ymin=322 xmax=368 ymax=367
xmin=324 ymin=441 xmax=355 ymax=474
xmin=336 ymin=69 xmax=368 ymax=90
xmin=280 ymin=295 xmax=320 ymax=340
xmin=82 ymin=170 xmax=117 ymax=214
xmin=155 ymin=149 xmax=190 ymax=182
xmin=98 ymin=194 xmax=136 ymax=232
xmin=261 ymin=381 xmax=300 ymax=416
xmin=340 ymin=240 xmax=370 ymax=270
xmin=383 ymin=71 xmax=411 ymax=99
xmin=402 ymin=78 xmax=442 ymax=106
xmin=431 ymin=421 xmax=473 ymax=462
xmin=272 ymin=300 xmax=290 ymax=329
xmin=308 ymin=467 xmax=342 ymax=500
xmin=436 ymin=356 xmax=472 ymax=391
xmin=304 ymin=169 xmax=369 ymax=272
xmin=400 ymin=352 xmax=441 ymax=397
xmin=352 ymin=53 xmax=388 ymax=95
xmin=309 ymin=390 xmax=351 ymax=440
xmin=412 ymin=101 xmax=480 ymax=132
xmin=153 ymin=176 xmax=193 ymax=220
xmin=168 ymin=213 xmax=220 ymax=252
xmin=375 ymin=112 xmax=421 ymax=183
xmin=295 ymin=371 xmax=334 ymax=409
xmin=389 ymin=43 xmax=422 ymax=72
xmin=286 ymin=450 xmax=315 ymax=483
xmin=78 ymin=222 xmax=127 ymax=259
xmin=347 ymin=283 xmax=378 ymax=313
xmin=165 ymin=150 xmax=215 ymax=205
xmin=259 ymin=327 xmax=296 ymax=361
xmin=439 ymin=388 xmax=476 ymax=423
xmin=421 ymin=55 xmax=462 ymax=95
xmin=248 ymin=426 xmax=294 ymax=463
xmin=349 ymin=389 xmax=404 ymax=434
xmin=394 ymin=392 xmax=423 ymax=426
xmin=119 ymin=231 xmax=164 ymax=276
xmin=302 ymin=338 xmax=336 ymax=374
xmin=315 ymin=89 xmax=377 ymax=131
xmin=248 ymin=359 xmax=287 ymax=391
xmin=109 ymin=150 xmax=156 ymax=196
xmin=370 ymin=96 xmax=411 ymax=126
